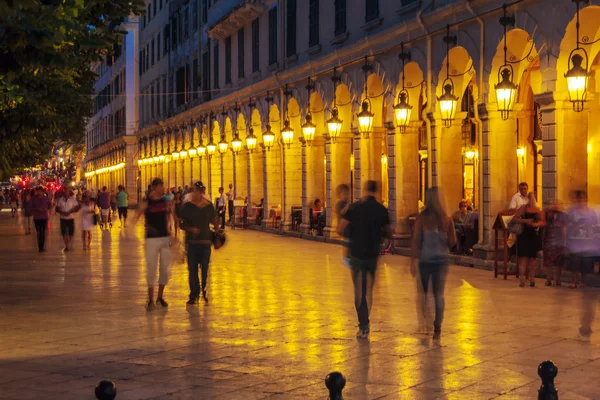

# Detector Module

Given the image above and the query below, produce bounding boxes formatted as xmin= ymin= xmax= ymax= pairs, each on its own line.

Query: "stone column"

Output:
xmin=356 ymin=127 xmax=384 ymax=200
xmin=302 ymin=137 xmax=325 ymax=234
xmin=324 ymin=132 xmax=352 ymax=239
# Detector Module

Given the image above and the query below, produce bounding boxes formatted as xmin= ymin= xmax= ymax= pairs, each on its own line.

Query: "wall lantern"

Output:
xmin=206 ymin=138 xmax=216 ymax=156
xmin=171 ymin=151 xmax=180 ymax=160
xmin=263 ymin=124 xmax=275 ymax=150
xmin=153 ymin=156 xmax=159 ymax=163
xmin=465 ymin=150 xmax=476 ymax=160
xmin=438 ymin=25 xmax=458 ymax=128
xmin=188 ymin=148 xmax=197 ymax=157
xmin=495 ymin=5 xmax=517 ymax=120
xmin=231 ymin=134 xmax=242 ymax=155
xmin=302 ymin=77 xmax=316 ymax=144
xmin=565 ymin=0 xmax=590 ymax=112
xmin=179 ymin=150 xmax=187 ymax=158
xmin=137 ymin=159 xmax=142 ymax=166
xmin=246 ymin=127 xmax=258 ymax=153
xmin=394 ymin=43 xmax=412 ymax=132
xmin=357 ymin=56 xmax=374 ymax=137
xmin=327 ymin=68 xmax=343 ymax=143
xmin=218 ymin=137 xmax=229 ymax=155
xmin=516 ymin=146 xmax=525 ymax=158
xmin=159 ymin=155 xmax=165 ymax=162
xmin=281 ymin=85 xmax=294 ymax=148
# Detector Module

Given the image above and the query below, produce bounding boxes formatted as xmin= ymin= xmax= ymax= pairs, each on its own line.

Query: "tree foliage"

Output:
xmin=0 ymin=0 xmax=145 ymax=176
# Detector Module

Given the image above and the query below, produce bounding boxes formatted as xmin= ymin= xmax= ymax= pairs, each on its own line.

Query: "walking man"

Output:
xmin=31 ymin=186 xmax=52 ymax=252
xmin=97 ymin=186 xmax=111 ymax=229
xmin=337 ymin=180 xmax=392 ymax=339
xmin=56 ymin=189 xmax=79 ymax=252
xmin=133 ymin=178 xmax=173 ymax=311
xmin=179 ymin=181 xmax=221 ymax=305
xmin=226 ymin=183 xmax=234 ymax=224
xmin=116 ymin=185 xmax=129 ymax=228
xmin=216 ymin=187 xmax=226 ymax=229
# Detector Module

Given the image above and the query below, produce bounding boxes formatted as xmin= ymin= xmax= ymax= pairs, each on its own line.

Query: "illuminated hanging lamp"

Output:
xmin=327 ymin=68 xmax=343 ymax=143
xmin=218 ymin=137 xmax=229 ymax=155
xmin=438 ymin=25 xmax=458 ymax=128
xmin=263 ymin=124 xmax=275 ymax=150
xmin=394 ymin=42 xmax=412 ymax=132
xmin=565 ymin=0 xmax=589 ymax=112
xmin=357 ymin=56 xmax=374 ymax=138
xmin=281 ymin=85 xmax=294 ymax=148
xmin=246 ymin=127 xmax=258 ymax=152
xmin=302 ymin=77 xmax=317 ymax=144
xmin=231 ymin=133 xmax=242 ymax=155
xmin=495 ymin=5 xmax=517 ymax=120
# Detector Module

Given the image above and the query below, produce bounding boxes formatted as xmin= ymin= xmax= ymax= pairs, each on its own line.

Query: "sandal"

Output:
xmin=545 ymin=280 xmax=552 ymax=286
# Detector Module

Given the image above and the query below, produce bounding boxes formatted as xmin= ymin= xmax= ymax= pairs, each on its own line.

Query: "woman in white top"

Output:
xmin=80 ymin=194 xmax=96 ymax=250
xmin=411 ymin=187 xmax=457 ymax=341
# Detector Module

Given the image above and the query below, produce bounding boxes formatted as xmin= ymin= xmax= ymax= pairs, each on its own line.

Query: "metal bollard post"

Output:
xmin=538 ymin=360 xmax=558 ymax=400
xmin=325 ymin=371 xmax=346 ymax=400
xmin=95 ymin=380 xmax=117 ymax=400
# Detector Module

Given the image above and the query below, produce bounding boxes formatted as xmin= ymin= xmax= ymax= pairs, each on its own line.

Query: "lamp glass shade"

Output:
xmin=302 ymin=114 xmax=316 ymax=143
xmin=188 ymin=148 xmax=197 ymax=156
xmin=231 ymin=136 xmax=242 ymax=154
xmin=196 ymin=144 xmax=206 ymax=156
xmin=327 ymin=108 xmax=343 ymax=141
xmin=218 ymin=139 xmax=229 ymax=155
xmin=495 ymin=67 xmax=517 ymax=120
xmin=246 ymin=132 xmax=257 ymax=152
xmin=281 ymin=120 xmax=294 ymax=147
xmin=393 ymin=91 xmax=412 ymax=130
xmin=465 ymin=150 xmax=476 ymax=160
xmin=565 ymin=53 xmax=588 ymax=112
xmin=357 ymin=100 xmax=374 ymax=135
xmin=179 ymin=150 xmax=187 ymax=158
xmin=137 ymin=159 xmax=142 ymax=166
xmin=263 ymin=125 xmax=275 ymax=149
xmin=153 ymin=156 xmax=159 ymax=163
xmin=438 ymin=82 xmax=458 ymax=128
xmin=207 ymin=141 xmax=217 ymax=156
xmin=159 ymin=155 xmax=165 ymax=161
xmin=516 ymin=147 xmax=525 ymax=158
xmin=171 ymin=152 xmax=180 ymax=160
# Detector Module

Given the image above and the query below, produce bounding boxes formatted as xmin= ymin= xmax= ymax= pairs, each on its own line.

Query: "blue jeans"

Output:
xmin=187 ymin=243 xmax=211 ymax=300
xmin=418 ymin=261 xmax=449 ymax=331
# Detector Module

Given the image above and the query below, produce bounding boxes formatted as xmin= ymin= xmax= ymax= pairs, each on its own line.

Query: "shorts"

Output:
xmin=110 ymin=203 xmax=117 ymax=211
xmin=60 ymin=219 xmax=75 ymax=236
xmin=100 ymin=208 xmax=110 ymax=217
xmin=349 ymin=257 xmax=378 ymax=274
xmin=11 ymin=202 xmax=17 ymax=208
xmin=118 ymin=207 xmax=128 ymax=219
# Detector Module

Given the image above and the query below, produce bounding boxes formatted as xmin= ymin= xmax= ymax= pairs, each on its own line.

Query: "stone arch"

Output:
xmin=338 ymin=70 xmax=358 ymax=110
xmin=361 ymin=72 xmax=387 ymax=128
xmin=211 ymin=120 xmax=220 ymax=141
xmin=224 ymin=117 xmax=233 ymax=141
xmin=489 ymin=28 xmax=542 ymax=105
xmin=397 ymin=61 xmax=425 ymax=124
xmin=287 ymin=85 xmax=305 ymax=112
xmin=312 ymin=79 xmax=329 ymax=116
xmin=251 ymin=108 xmax=263 ymax=140
xmin=436 ymin=45 xmax=477 ymax=112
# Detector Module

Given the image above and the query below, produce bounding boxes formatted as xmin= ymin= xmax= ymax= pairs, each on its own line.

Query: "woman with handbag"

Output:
xmin=179 ymin=181 xmax=222 ymax=305
xmin=512 ymin=192 xmax=543 ymax=287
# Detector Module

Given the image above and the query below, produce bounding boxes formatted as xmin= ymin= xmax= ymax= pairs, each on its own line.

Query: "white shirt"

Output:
xmin=182 ymin=192 xmax=193 ymax=204
xmin=509 ymin=192 xmax=529 ymax=210
xmin=217 ymin=194 xmax=226 ymax=207
xmin=57 ymin=197 xmax=79 ymax=220
xmin=226 ymin=188 xmax=234 ymax=201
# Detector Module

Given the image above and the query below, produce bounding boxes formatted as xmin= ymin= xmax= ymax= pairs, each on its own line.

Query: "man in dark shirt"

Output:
xmin=179 ymin=181 xmax=220 ymax=305
xmin=337 ymin=180 xmax=392 ymax=339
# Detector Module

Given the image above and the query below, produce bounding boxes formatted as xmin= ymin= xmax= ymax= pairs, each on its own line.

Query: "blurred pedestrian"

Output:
xmin=10 ymin=190 xmax=18 ymax=217
xmin=216 ymin=187 xmax=226 ymax=229
xmin=80 ymin=194 xmax=95 ymax=250
xmin=335 ymin=184 xmax=351 ymax=268
xmin=541 ymin=199 xmax=567 ymax=286
xmin=337 ymin=181 xmax=392 ymax=339
xmin=411 ymin=187 xmax=456 ymax=341
xmin=31 ymin=186 xmax=52 ymax=252
xmin=173 ymin=191 xmax=182 ymax=236
xmin=133 ymin=178 xmax=173 ymax=311
xmin=56 ymin=189 xmax=79 ymax=252
xmin=110 ymin=189 xmax=118 ymax=217
xmin=97 ymin=186 xmax=111 ymax=229
xmin=567 ymin=190 xmax=597 ymax=289
xmin=117 ymin=185 xmax=129 ymax=228
xmin=226 ymin=183 xmax=234 ymax=224
xmin=512 ymin=192 xmax=542 ymax=287
xmin=179 ymin=181 xmax=220 ymax=305
xmin=21 ymin=189 xmax=33 ymax=235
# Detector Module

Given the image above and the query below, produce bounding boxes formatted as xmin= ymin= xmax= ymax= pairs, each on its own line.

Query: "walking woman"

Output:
xmin=566 ymin=190 xmax=597 ymax=288
xmin=80 ymin=194 xmax=96 ymax=250
xmin=173 ymin=191 xmax=183 ymax=236
xmin=541 ymin=199 xmax=567 ymax=286
xmin=512 ymin=192 xmax=543 ymax=287
xmin=21 ymin=189 xmax=33 ymax=235
xmin=411 ymin=187 xmax=456 ymax=340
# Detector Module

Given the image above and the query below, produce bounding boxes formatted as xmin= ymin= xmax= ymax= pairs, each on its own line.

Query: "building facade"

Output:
xmin=86 ymin=0 xmax=600 ymax=258
xmin=84 ymin=16 xmax=140 ymax=205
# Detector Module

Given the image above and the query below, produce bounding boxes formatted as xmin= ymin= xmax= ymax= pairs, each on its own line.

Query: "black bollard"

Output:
xmin=538 ymin=360 xmax=558 ymax=400
xmin=325 ymin=371 xmax=346 ymax=400
xmin=95 ymin=380 xmax=117 ymax=400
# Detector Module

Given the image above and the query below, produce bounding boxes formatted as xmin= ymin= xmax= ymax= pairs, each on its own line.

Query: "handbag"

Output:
xmin=212 ymin=230 xmax=226 ymax=250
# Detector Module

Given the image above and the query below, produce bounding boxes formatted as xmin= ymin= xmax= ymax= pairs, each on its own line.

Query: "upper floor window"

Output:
xmin=171 ymin=16 xmax=178 ymax=49
xmin=192 ymin=0 xmax=199 ymax=32
xmin=157 ymin=33 xmax=161 ymax=61
xmin=365 ymin=0 xmax=379 ymax=23
xmin=192 ymin=58 xmax=199 ymax=99
xmin=153 ymin=0 xmax=157 ymax=17
xmin=238 ymin=28 xmax=245 ymax=78
xmin=286 ymin=0 xmax=296 ymax=58
xmin=151 ymin=38 xmax=155 ymax=66
xmin=225 ymin=36 xmax=232 ymax=84
xmin=252 ymin=18 xmax=260 ymax=72
xmin=334 ymin=0 xmax=346 ymax=36
xmin=268 ymin=7 xmax=277 ymax=65
xmin=164 ymin=24 xmax=170 ymax=54
xmin=213 ymin=43 xmax=219 ymax=89
xmin=160 ymin=0 xmax=163 ymax=10
xmin=308 ymin=0 xmax=319 ymax=48
xmin=147 ymin=5 xmax=152 ymax=22
xmin=183 ymin=7 xmax=189 ymax=40
xmin=201 ymin=0 xmax=208 ymax=24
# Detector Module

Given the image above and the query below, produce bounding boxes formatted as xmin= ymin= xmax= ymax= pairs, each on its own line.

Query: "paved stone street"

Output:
xmin=0 ymin=211 xmax=599 ymax=399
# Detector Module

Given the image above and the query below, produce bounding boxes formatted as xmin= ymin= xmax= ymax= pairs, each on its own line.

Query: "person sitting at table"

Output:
xmin=255 ymin=198 xmax=264 ymax=225
xmin=452 ymin=201 xmax=471 ymax=253
xmin=313 ymin=199 xmax=322 ymax=219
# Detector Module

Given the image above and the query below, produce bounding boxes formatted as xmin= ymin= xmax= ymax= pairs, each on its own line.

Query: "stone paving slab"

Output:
xmin=0 ymin=213 xmax=599 ymax=399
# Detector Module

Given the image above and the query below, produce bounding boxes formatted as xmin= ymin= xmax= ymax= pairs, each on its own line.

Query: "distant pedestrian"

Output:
xmin=21 ymin=190 xmax=33 ymax=235
xmin=337 ymin=181 xmax=392 ymax=339
xmin=512 ymin=192 xmax=542 ymax=287
xmin=541 ymin=199 xmax=567 ymax=286
xmin=173 ymin=191 xmax=182 ymax=236
xmin=226 ymin=183 xmax=234 ymax=224
xmin=110 ymin=189 xmax=118 ymax=216
xmin=411 ymin=188 xmax=456 ymax=340
xmin=133 ymin=178 xmax=173 ymax=311
xmin=10 ymin=190 xmax=18 ymax=217
xmin=179 ymin=181 xmax=220 ymax=305
xmin=216 ymin=187 xmax=226 ymax=229
xmin=97 ymin=186 xmax=111 ymax=229
xmin=31 ymin=186 xmax=52 ymax=252
xmin=80 ymin=194 xmax=95 ymax=250
xmin=566 ymin=190 xmax=597 ymax=289
xmin=116 ymin=185 xmax=129 ymax=228
xmin=335 ymin=184 xmax=351 ymax=268
xmin=56 ymin=189 xmax=79 ymax=252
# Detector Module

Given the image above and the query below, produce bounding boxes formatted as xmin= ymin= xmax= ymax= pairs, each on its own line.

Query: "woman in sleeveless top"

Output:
xmin=411 ymin=187 xmax=457 ymax=341
xmin=512 ymin=192 xmax=543 ymax=287
xmin=540 ymin=199 xmax=567 ymax=286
